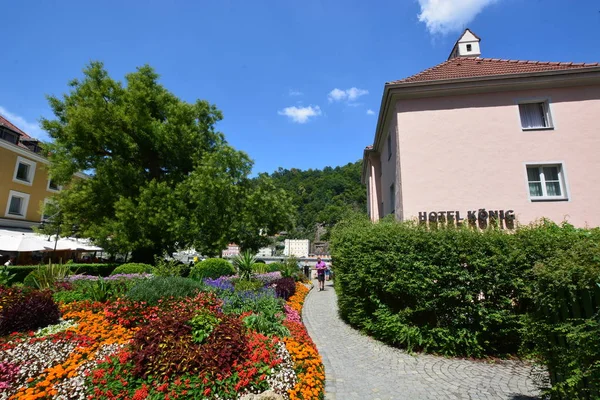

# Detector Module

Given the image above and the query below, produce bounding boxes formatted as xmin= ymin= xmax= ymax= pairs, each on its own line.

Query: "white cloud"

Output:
xmin=328 ymin=87 xmax=369 ymax=103
xmin=0 ymin=106 xmax=46 ymax=140
xmin=278 ymin=105 xmax=322 ymax=124
xmin=289 ymin=89 xmax=303 ymax=96
xmin=417 ymin=0 xmax=499 ymax=35
xmin=366 ymin=109 xmax=375 ymax=115
xmin=328 ymin=88 xmax=346 ymax=102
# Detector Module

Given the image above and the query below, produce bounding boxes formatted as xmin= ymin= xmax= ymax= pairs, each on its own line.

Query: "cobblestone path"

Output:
xmin=302 ymin=280 xmax=543 ymax=400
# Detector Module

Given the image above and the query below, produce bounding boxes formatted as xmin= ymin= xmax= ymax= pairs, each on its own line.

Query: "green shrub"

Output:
xmin=53 ymin=290 xmax=88 ymax=304
xmin=188 ymin=310 xmax=221 ymax=344
xmin=152 ymin=257 xmax=184 ymax=277
xmin=242 ymin=313 xmax=290 ymax=337
xmin=0 ymin=265 xmax=16 ymax=286
xmin=126 ymin=276 xmax=205 ymax=305
xmin=233 ymin=251 xmax=256 ymax=280
xmin=189 ymin=258 xmax=235 ymax=281
xmin=23 ymin=263 xmax=72 ymax=289
xmin=265 ymin=262 xmax=285 ymax=273
xmin=252 ymin=262 xmax=269 ymax=274
xmin=524 ymin=235 xmax=600 ymax=399
xmin=110 ymin=263 xmax=154 ymax=275
xmin=330 ymin=216 xmax=592 ymax=357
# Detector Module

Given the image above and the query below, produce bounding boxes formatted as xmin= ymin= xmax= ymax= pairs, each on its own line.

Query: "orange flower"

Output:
xmin=285 ymin=282 xmax=325 ymax=399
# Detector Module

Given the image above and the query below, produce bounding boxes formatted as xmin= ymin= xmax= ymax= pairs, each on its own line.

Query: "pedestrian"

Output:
xmin=303 ymin=263 xmax=310 ymax=279
xmin=315 ymin=257 xmax=327 ymax=291
xmin=4 ymin=257 xmax=14 ymax=267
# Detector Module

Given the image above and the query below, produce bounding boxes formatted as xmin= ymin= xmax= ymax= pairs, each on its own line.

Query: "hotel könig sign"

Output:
xmin=418 ymin=209 xmax=516 ymax=229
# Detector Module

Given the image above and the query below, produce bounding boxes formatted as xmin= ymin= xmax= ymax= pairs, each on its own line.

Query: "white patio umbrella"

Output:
xmin=0 ymin=235 xmax=56 ymax=252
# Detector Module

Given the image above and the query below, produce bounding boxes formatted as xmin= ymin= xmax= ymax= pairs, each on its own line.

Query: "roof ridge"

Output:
xmin=387 ymin=56 xmax=600 ymax=85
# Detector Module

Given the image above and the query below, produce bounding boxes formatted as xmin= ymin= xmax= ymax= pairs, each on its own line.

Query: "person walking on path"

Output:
xmin=315 ymin=257 xmax=327 ymax=291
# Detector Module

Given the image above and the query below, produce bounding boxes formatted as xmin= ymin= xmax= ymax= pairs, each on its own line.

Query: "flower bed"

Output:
xmin=0 ymin=278 xmax=324 ymax=399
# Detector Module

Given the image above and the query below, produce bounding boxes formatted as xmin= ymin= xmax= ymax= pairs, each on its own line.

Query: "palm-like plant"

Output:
xmin=233 ymin=251 xmax=256 ymax=280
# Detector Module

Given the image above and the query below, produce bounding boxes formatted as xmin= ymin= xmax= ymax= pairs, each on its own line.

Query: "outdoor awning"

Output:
xmin=0 ymin=235 xmax=58 ymax=252
xmin=0 ymin=229 xmax=104 ymax=252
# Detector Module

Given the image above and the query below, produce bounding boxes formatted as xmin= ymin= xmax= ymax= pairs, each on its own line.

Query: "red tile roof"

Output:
xmin=0 ymin=114 xmax=32 ymax=139
xmin=388 ymin=57 xmax=600 ymax=85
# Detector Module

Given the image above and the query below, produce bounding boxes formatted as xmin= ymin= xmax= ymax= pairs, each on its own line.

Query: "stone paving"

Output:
xmin=302 ymin=280 xmax=543 ymax=400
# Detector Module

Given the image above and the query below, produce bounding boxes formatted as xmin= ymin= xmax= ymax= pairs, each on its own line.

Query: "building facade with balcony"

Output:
xmin=363 ymin=29 xmax=600 ymax=228
xmin=0 ymin=115 xmax=86 ymax=230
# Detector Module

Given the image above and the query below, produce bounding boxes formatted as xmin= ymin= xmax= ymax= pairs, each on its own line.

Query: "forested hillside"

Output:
xmin=268 ymin=160 xmax=366 ymax=240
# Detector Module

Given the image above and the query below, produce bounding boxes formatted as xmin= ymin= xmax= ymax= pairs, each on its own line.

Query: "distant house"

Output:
xmin=363 ymin=29 xmax=600 ymax=228
xmin=284 ymin=239 xmax=310 ymax=258
xmin=256 ymin=247 xmax=273 ymax=257
xmin=0 ymin=114 xmax=86 ymax=230
xmin=222 ymin=243 xmax=240 ymax=258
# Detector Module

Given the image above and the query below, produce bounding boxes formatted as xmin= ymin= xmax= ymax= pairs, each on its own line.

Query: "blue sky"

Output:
xmin=1 ymin=0 xmax=599 ymax=174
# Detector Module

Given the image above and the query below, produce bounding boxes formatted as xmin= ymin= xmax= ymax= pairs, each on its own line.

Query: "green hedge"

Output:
xmin=330 ymin=216 xmax=594 ymax=358
xmin=7 ymin=264 xmax=118 ymax=283
xmin=525 ymin=237 xmax=600 ymax=399
xmin=110 ymin=263 xmax=154 ymax=275
xmin=189 ymin=258 xmax=235 ymax=280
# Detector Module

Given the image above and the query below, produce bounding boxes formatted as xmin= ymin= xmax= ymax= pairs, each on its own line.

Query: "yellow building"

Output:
xmin=0 ymin=115 xmax=84 ymax=230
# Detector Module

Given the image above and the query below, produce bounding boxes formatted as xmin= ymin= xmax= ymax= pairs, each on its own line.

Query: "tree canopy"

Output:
xmin=41 ymin=62 xmax=294 ymax=262
xmin=268 ymin=161 xmax=367 ymax=240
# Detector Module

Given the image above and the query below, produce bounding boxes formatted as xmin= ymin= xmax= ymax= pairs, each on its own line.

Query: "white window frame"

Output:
xmin=13 ymin=156 xmax=37 ymax=186
xmin=517 ymin=98 xmax=554 ymax=131
xmin=47 ymin=178 xmax=62 ymax=193
xmin=5 ymin=190 xmax=31 ymax=219
xmin=524 ymin=162 xmax=569 ymax=202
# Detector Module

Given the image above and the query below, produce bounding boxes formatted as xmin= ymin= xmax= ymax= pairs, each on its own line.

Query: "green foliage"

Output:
xmin=233 ymin=251 xmax=256 ymax=280
xmin=190 ymin=258 xmax=235 ymax=280
xmin=252 ymin=262 xmax=269 ymax=274
xmin=524 ymin=233 xmax=600 ymax=399
xmin=188 ymin=311 xmax=221 ymax=344
xmin=242 ymin=313 xmax=290 ymax=337
xmin=278 ymin=257 xmax=303 ymax=281
xmin=41 ymin=62 xmax=293 ymax=263
xmin=52 ymin=290 xmax=88 ymax=303
xmin=152 ymin=257 xmax=183 ymax=277
xmin=110 ymin=263 xmax=154 ymax=275
xmin=25 ymin=263 xmax=72 ymax=290
xmin=126 ymin=276 xmax=205 ymax=305
xmin=0 ymin=265 xmax=16 ymax=286
xmin=269 ymin=161 xmax=367 ymax=240
xmin=220 ymin=288 xmax=283 ymax=317
xmin=265 ymin=262 xmax=285 ymax=273
xmin=330 ymin=216 xmax=595 ymax=358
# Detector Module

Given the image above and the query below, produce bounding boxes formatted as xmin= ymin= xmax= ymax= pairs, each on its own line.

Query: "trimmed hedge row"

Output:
xmin=526 ymin=239 xmax=600 ymax=399
xmin=330 ymin=216 xmax=599 ymax=358
xmin=8 ymin=264 xmax=118 ymax=283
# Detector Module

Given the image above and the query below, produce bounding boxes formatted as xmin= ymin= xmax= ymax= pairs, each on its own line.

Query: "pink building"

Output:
xmin=363 ymin=29 xmax=600 ymax=228
xmin=221 ymin=243 xmax=240 ymax=258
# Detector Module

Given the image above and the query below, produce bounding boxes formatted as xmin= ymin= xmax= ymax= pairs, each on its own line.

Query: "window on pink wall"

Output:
xmin=519 ymin=101 xmax=553 ymax=130
xmin=387 ymin=132 xmax=392 ymax=160
xmin=526 ymin=164 xmax=568 ymax=201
